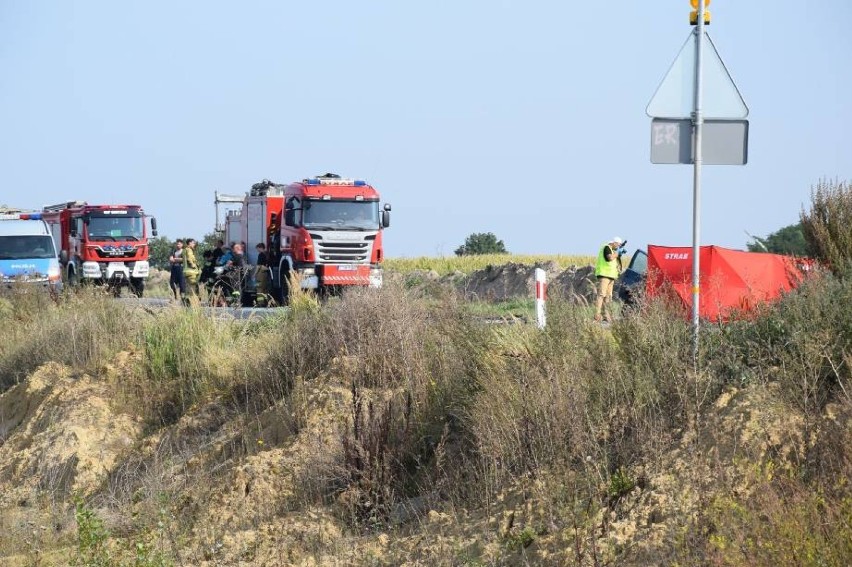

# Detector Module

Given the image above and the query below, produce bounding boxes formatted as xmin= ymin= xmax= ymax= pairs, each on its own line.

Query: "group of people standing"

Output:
xmin=168 ymin=238 xmax=269 ymax=302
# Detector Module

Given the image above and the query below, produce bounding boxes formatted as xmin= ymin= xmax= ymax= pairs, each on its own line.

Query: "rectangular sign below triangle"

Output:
xmin=646 ymin=31 xmax=748 ymax=120
xmin=651 ymin=118 xmax=748 ymax=165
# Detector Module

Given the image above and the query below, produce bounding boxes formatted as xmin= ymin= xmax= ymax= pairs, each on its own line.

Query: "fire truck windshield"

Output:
xmin=302 ymin=200 xmax=379 ymax=230
xmin=86 ymin=214 xmax=144 ymax=241
xmin=0 ymin=236 xmax=56 ymax=259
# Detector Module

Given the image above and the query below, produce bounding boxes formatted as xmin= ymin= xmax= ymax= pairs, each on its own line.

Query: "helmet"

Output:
xmin=612 ymin=236 xmax=624 ymax=246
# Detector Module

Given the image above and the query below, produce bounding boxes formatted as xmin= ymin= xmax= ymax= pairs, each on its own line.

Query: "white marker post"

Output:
xmin=534 ymin=268 xmax=546 ymax=329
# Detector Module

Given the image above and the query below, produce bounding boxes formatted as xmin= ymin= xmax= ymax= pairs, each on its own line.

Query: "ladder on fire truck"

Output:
xmin=43 ymin=201 xmax=87 ymax=212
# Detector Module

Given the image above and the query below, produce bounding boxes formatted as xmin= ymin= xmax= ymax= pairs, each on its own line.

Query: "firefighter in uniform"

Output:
xmin=254 ymin=242 xmax=270 ymax=305
xmin=183 ymin=238 xmax=200 ymax=300
xmin=594 ymin=236 xmax=624 ymax=323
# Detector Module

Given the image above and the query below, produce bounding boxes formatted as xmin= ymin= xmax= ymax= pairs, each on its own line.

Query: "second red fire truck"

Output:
xmin=215 ymin=173 xmax=390 ymax=304
xmin=42 ymin=201 xmax=158 ymax=296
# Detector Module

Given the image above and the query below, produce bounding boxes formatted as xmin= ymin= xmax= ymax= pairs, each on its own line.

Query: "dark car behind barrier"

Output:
xmin=615 ymin=249 xmax=647 ymax=306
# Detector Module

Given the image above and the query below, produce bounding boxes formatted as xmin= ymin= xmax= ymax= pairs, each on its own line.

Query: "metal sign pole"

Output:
xmin=691 ymin=0 xmax=706 ymax=367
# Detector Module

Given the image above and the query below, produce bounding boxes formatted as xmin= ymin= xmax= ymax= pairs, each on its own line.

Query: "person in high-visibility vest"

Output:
xmin=594 ymin=236 xmax=624 ymax=323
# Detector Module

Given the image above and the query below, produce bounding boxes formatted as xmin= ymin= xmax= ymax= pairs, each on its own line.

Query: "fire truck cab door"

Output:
xmin=71 ymin=216 xmax=84 ymax=258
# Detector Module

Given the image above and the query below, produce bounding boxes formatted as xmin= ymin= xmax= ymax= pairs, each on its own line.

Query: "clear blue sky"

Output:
xmin=2 ymin=1 xmax=850 ymax=257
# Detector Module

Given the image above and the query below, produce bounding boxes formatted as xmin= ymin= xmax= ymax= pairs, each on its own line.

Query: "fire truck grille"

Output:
xmin=316 ymin=241 xmax=370 ymax=263
xmin=95 ymin=249 xmax=137 ymax=259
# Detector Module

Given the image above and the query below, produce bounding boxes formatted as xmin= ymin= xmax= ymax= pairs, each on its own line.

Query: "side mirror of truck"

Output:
xmin=382 ymin=210 xmax=390 ymax=228
xmin=383 ymin=203 xmax=392 ymax=212
xmin=151 ymin=217 xmax=158 ymax=237
xmin=284 ymin=209 xmax=296 ymax=227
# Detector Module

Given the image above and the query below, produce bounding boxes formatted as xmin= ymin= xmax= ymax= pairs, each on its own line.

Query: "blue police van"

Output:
xmin=0 ymin=211 xmax=63 ymax=294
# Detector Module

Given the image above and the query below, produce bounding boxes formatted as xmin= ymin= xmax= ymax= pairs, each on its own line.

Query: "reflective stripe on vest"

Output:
xmin=595 ymin=244 xmax=618 ymax=279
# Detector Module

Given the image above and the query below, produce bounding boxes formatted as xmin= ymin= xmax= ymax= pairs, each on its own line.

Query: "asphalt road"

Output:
xmin=117 ymin=296 xmax=287 ymax=320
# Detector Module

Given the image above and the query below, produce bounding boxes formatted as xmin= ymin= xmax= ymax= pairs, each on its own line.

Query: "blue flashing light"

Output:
xmin=306 ymin=178 xmax=320 ymax=186
xmin=28 ymin=213 xmax=42 ymax=220
xmin=354 ymin=180 xmax=366 ymax=186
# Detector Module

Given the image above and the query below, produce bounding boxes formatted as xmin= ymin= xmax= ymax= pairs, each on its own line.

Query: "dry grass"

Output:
xmin=0 ymin=287 xmax=136 ymax=392
xmin=1 ymin=263 xmax=851 ymax=565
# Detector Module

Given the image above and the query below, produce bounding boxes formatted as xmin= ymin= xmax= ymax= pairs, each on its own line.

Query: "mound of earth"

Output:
xmin=390 ymin=262 xmax=597 ymax=303
xmin=0 ymin=359 xmax=141 ymax=502
xmin=3 ymin=347 xmax=846 ymax=564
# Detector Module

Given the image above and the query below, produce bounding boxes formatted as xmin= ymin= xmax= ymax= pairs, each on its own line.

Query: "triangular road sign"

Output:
xmin=646 ymin=31 xmax=748 ymax=119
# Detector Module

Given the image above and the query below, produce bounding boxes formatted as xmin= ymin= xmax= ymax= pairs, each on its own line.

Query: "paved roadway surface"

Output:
xmin=117 ymin=297 xmax=529 ymax=325
xmin=117 ymin=297 xmax=287 ymax=320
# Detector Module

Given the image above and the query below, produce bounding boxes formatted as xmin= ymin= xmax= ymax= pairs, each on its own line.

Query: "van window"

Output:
xmin=0 ymin=235 xmax=56 ymax=259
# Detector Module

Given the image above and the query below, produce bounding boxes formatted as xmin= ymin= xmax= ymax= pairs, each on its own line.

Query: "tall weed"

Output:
xmin=697 ymin=462 xmax=852 ymax=566
xmin=278 ymin=283 xmax=490 ymax=527
xmin=801 ymin=179 xmax=852 ymax=275
xmin=0 ymin=288 xmax=136 ymax=391
xmin=468 ymin=295 xmax=700 ymax=485
xmin=140 ymin=307 xmax=241 ymax=425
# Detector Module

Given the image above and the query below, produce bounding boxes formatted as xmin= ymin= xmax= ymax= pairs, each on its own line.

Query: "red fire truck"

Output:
xmin=215 ymin=174 xmax=390 ymax=304
xmin=42 ymin=201 xmax=158 ymax=296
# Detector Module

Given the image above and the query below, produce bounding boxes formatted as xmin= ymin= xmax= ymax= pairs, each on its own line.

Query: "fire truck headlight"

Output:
xmin=82 ymin=262 xmax=101 ymax=278
xmin=369 ymin=268 xmax=383 ymax=289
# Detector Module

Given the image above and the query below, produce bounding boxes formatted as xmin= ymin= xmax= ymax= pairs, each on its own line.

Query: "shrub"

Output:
xmin=139 ymin=306 xmax=242 ymax=425
xmin=282 ymin=282 xmax=489 ymax=527
xmin=455 ymin=232 xmax=508 ymax=256
xmin=0 ymin=288 xmax=136 ymax=392
xmin=467 ymin=293 xmax=708 ymax=495
xmin=699 ymin=463 xmax=852 ymax=566
xmin=711 ymin=272 xmax=852 ymax=416
xmin=801 ymin=179 xmax=852 ymax=276
xmin=72 ymin=496 xmax=111 ymax=567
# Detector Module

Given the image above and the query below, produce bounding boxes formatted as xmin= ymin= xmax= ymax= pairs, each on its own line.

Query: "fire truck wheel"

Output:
xmin=67 ymin=268 xmax=79 ymax=289
xmin=130 ymin=277 xmax=145 ymax=298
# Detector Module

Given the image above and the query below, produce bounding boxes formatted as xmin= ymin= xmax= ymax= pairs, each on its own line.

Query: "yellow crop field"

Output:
xmin=384 ymin=254 xmax=595 ymax=276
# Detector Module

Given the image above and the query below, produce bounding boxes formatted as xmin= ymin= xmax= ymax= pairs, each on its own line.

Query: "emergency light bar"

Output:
xmin=305 ymin=177 xmax=367 ymax=187
xmin=0 ymin=212 xmax=42 ymax=220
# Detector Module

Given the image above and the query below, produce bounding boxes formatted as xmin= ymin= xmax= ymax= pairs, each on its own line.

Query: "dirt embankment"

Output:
xmin=390 ymin=262 xmax=597 ymax=303
xmin=2 ymin=349 xmax=846 ymax=565
xmin=0 ymin=360 xmax=141 ymax=502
